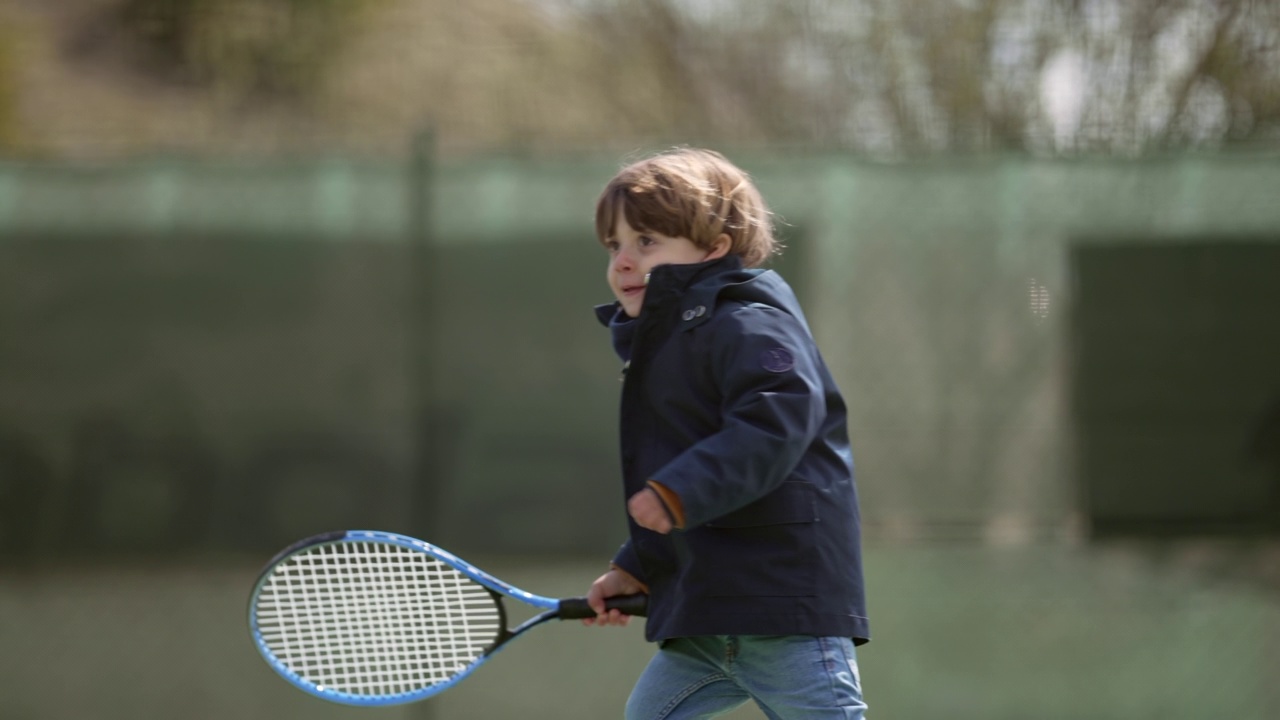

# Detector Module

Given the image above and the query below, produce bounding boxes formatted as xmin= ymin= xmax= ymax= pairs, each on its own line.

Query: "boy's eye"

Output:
xmin=639 ymin=235 xmax=656 ymax=246
xmin=604 ymin=240 xmax=619 ymax=252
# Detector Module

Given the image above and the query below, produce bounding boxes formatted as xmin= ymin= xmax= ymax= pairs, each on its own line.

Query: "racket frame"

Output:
xmin=247 ymin=529 xmax=572 ymax=706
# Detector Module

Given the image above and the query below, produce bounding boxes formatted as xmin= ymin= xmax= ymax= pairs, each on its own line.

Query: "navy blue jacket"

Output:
xmin=595 ymin=255 xmax=870 ymax=645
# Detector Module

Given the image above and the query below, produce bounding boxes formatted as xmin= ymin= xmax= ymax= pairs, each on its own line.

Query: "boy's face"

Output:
xmin=605 ymin=213 xmax=723 ymax=317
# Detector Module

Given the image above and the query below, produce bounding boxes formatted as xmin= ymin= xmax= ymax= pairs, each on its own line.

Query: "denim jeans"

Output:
xmin=625 ymin=635 xmax=867 ymax=720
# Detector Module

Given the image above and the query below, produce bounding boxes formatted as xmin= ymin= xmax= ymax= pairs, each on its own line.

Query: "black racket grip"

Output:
xmin=557 ymin=593 xmax=649 ymax=619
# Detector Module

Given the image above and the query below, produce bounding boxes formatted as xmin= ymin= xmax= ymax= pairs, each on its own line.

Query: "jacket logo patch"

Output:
xmin=760 ymin=347 xmax=795 ymax=373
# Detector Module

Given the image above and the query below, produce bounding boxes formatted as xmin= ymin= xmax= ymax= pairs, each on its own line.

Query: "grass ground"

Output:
xmin=2 ymin=543 xmax=1277 ymax=719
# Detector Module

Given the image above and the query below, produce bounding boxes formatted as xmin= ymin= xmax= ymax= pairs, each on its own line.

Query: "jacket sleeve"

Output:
xmin=649 ymin=304 xmax=827 ymax=529
xmin=610 ymin=539 xmax=648 ymax=585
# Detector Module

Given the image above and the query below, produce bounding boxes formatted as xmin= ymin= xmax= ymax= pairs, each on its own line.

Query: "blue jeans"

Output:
xmin=625 ymin=635 xmax=867 ymax=720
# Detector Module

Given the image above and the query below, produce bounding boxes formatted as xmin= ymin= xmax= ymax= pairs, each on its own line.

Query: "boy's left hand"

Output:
xmin=628 ymin=488 xmax=673 ymax=534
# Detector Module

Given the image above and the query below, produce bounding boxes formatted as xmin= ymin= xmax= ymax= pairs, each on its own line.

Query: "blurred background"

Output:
xmin=1 ymin=0 xmax=1278 ymax=718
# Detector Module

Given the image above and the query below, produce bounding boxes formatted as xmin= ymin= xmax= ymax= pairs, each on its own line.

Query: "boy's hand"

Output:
xmin=583 ymin=568 xmax=646 ymax=627
xmin=628 ymin=488 xmax=673 ymax=534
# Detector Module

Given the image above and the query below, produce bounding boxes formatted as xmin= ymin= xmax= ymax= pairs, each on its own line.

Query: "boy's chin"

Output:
xmin=614 ymin=296 xmax=642 ymax=318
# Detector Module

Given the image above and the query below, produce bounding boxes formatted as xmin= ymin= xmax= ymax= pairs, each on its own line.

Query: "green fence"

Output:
xmin=1 ymin=148 xmax=1279 ymax=719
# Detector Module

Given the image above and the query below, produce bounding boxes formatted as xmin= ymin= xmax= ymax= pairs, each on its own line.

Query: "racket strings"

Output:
xmin=254 ymin=541 xmax=503 ymax=698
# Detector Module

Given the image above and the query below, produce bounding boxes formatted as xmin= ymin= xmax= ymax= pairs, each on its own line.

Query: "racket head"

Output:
xmin=247 ymin=530 xmax=558 ymax=706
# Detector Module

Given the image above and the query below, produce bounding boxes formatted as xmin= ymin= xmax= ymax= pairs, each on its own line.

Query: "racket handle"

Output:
xmin=557 ymin=593 xmax=649 ymax=619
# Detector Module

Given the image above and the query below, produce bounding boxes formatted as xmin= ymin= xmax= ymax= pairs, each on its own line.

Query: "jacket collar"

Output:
xmin=647 ymin=254 xmax=745 ymax=296
xmin=594 ymin=255 xmax=814 ymax=335
xmin=594 ymin=255 xmax=753 ymax=327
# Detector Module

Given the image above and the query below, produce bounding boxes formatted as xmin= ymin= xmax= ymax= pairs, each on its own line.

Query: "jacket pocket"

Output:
xmin=690 ymin=480 xmax=818 ymax=598
xmin=705 ymin=480 xmax=817 ymax=528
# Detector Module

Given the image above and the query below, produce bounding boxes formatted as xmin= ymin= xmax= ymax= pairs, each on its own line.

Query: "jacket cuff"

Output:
xmin=610 ymin=542 xmax=648 ymax=589
xmin=646 ymin=480 xmax=686 ymax=529
xmin=607 ymin=563 xmax=650 ymax=593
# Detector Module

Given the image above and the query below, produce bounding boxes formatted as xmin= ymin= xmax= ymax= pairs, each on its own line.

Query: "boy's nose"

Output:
xmin=611 ymin=251 xmax=636 ymax=273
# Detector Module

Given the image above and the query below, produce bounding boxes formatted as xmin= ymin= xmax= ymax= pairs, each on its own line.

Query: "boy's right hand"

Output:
xmin=583 ymin=567 xmax=646 ymax=627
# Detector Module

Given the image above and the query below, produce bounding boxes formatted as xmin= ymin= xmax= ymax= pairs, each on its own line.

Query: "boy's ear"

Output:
xmin=704 ymin=233 xmax=732 ymax=261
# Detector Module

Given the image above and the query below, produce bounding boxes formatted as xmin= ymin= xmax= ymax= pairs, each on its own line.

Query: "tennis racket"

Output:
xmin=247 ymin=529 xmax=647 ymax=706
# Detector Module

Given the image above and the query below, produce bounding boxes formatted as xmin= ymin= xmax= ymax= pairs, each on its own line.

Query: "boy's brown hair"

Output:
xmin=595 ymin=148 xmax=778 ymax=268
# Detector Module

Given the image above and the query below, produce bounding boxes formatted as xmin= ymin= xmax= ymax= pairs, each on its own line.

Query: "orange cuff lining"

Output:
xmin=646 ymin=480 xmax=686 ymax=529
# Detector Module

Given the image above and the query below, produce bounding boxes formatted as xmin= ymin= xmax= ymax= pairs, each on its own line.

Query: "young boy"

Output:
xmin=583 ymin=148 xmax=870 ymax=719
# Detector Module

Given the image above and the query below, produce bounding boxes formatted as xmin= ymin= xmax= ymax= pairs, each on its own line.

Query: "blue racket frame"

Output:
xmin=248 ymin=529 xmax=570 ymax=707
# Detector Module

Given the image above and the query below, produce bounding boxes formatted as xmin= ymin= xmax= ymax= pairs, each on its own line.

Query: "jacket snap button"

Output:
xmin=694 ymin=305 xmax=706 ymax=317
xmin=682 ymin=309 xmax=696 ymax=321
